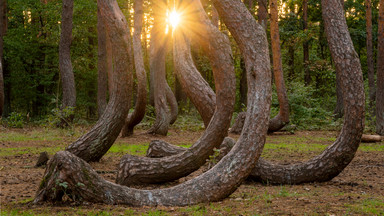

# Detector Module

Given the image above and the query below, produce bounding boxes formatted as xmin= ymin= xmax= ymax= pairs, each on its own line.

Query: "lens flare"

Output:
xmin=169 ymin=10 xmax=181 ymax=29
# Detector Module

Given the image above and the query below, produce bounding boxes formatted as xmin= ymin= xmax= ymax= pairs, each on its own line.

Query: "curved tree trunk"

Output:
xmin=97 ymin=5 xmax=112 ymax=117
xmin=116 ymin=0 xmax=236 ymax=186
xmin=166 ymin=84 xmax=178 ymax=125
xmin=121 ymin=0 xmax=147 ymax=137
xmin=65 ymin=0 xmax=133 ymax=162
xmin=34 ymin=0 xmax=271 ymax=206
xmin=59 ymin=0 xmax=76 ymax=121
xmin=248 ymin=0 xmax=365 ymax=184
xmin=376 ymin=0 xmax=384 ymax=135
xmin=147 ymin=0 xmax=174 ymax=135
xmin=267 ymin=0 xmax=290 ymax=132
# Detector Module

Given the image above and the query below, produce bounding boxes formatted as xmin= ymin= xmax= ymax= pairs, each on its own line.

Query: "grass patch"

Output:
xmin=346 ymin=198 xmax=384 ymax=215
xmin=0 ymin=146 xmax=64 ymax=157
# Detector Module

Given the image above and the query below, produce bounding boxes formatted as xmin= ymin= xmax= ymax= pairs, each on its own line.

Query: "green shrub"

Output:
xmin=6 ymin=112 xmax=24 ymax=128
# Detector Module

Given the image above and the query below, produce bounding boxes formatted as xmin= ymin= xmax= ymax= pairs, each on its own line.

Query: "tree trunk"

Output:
xmin=211 ymin=6 xmax=219 ymax=28
xmin=59 ymin=0 xmax=76 ymax=119
xmin=97 ymin=5 xmax=112 ymax=118
xmin=303 ymin=0 xmax=310 ymax=85
xmin=361 ymin=134 xmax=383 ymax=143
xmin=257 ymin=0 xmax=268 ymax=29
xmin=121 ymin=0 xmax=147 ymax=137
xmin=34 ymin=0 xmax=271 ymax=206
xmin=166 ymin=84 xmax=178 ymax=125
xmin=366 ymin=0 xmax=376 ymax=112
xmin=0 ymin=0 xmax=5 ymax=117
xmin=65 ymin=0 xmax=133 ymax=162
xmin=268 ymin=0 xmax=290 ymax=132
xmin=116 ymin=1 xmax=236 ymax=185
xmin=249 ymin=0 xmax=365 ymax=184
xmin=147 ymin=0 xmax=173 ymax=135
xmin=377 ymin=0 xmax=384 ymax=135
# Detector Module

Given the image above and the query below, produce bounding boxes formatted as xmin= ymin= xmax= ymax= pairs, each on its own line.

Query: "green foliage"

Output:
xmin=46 ymin=106 xmax=75 ymax=129
xmin=5 ymin=112 xmax=24 ymax=128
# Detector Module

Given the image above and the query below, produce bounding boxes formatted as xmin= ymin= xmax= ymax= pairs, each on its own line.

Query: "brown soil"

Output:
xmin=0 ymin=128 xmax=383 ymax=215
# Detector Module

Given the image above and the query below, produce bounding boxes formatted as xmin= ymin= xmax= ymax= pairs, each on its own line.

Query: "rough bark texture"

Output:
xmin=146 ymin=137 xmax=235 ymax=159
xmin=366 ymin=0 xmax=376 ymax=109
xmin=377 ymin=0 xmax=384 ymax=135
xmin=34 ymin=0 xmax=271 ymax=206
xmin=229 ymin=112 xmax=246 ymax=134
xmin=147 ymin=0 xmax=174 ymax=136
xmin=65 ymin=0 xmax=133 ymax=162
xmin=0 ymin=0 xmax=5 ymax=117
xmin=257 ymin=0 xmax=268 ymax=29
xmin=116 ymin=0 xmax=236 ymax=185
xmin=249 ymin=0 xmax=365 ymax=184
xmin=268 ymin=0 xmax=290 ymax=132
xmin=59 ymin=0 xmax=76 ymax=112
xmin=121 ymin=0 xmax=147 ymax=137
xmin=211 ymin=6 xmax=219 ymax=28
xmin=97 ymin=5 xmax=112 ymax=117
xmin=303 ymin=0 xmax=310 ymax=85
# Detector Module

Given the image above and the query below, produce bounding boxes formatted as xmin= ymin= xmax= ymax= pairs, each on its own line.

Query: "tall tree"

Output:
xmin=147 ymin=0 xmax=178 ymax=135
xmin=249 ymin=0 xmax=365 ymax=184
xmin=121 ymin=0 xmax=147 ymax=137
xmin=377 ymin=0 xmax=384 ymax=135
xmin=334 ymin=0 xmax=345 ymax=118
xmin=0 ymin=0 xmax=6 ymax=117
xmin=303 ymin=0 xmax=310 ymax=85
xmin=59 ymin=0 xmax=76 ymax=121
xmin=96 ymin=4 xmax=112 ymax=117
xmin=34 ymin=0 xmax=271 ymax=206
xmin=366 ymin=0 xmax=376 ymax=111
xmin=268 ymin=0 xmax=290 ymax=132
xmin=65 ymin=0 xmax=134 ymax=162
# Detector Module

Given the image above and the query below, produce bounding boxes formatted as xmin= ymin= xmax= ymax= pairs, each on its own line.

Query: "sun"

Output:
xmin=168 ymin=10 xmax=181 ymax=29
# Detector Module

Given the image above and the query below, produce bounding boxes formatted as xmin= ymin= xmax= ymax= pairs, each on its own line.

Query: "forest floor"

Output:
xmin=0 ymin=126 xmax=383 ymax=215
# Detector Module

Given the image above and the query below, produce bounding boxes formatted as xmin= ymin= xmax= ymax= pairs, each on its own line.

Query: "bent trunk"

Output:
xmin=116 ymin=0 xmax=236 ymax=185
xmin=34 ymin=0 xmax=271 ymax=206
xmin=121 ymin=0 xmax=147 ymax=137
xmin=248 ymin=0 xmax=365 ymax=184
xmin=65 ymin=0 xmax=133 ymax=162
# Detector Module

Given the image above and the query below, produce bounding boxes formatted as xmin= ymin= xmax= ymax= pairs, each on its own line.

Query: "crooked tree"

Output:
xmin=33 ymin=0 xmax=272 ymax=206
xmin=65 ymin=0 xmax=133 ymax=162
xmin=121 ymin=0 xmax=147 ymax=137
xmin=249 ymin=0 xmax=365 ymax=184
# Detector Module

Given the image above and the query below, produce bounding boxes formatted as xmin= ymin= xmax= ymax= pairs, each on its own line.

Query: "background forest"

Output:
xmin=1 ymin=0 xmax=381 ymax=131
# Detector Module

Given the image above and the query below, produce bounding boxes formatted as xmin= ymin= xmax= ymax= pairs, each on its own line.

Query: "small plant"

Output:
xmin=47 ymin=106 xmax=75 ymax=128
xmin=206 ymin=148 xmax=221 ymax=169
xmin=6 ymin=112 xmax=24 ymax=128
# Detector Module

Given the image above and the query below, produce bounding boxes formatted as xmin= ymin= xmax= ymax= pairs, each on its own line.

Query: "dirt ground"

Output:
xmin=0 ymin=128 xmax=383 ymax=215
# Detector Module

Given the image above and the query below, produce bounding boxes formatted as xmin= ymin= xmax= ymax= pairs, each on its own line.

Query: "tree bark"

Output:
xmin=257 ymin=0 xmax=268 ymax=29
xmin=0 ymin=0 xmax=5 ymax=117
xmin=377 ymin=0 xmax=384 ymax=135
xmin=268 ymin=0 xmax=290 ymax=132
xmin=303 ymin=0 xmax=310 ymax=85
xmin=211 ymin=6 xmax=219 ymax=28
xmin=366 ymin=0 xmax=376 ymax=111
xmin=361 ymin=134 xmax=383 ymax=143
xmin=59 ymin=0 xmax=76 ymax=116
xmin=97 ymin=5 xmax=112 ymax=118
xmin=34 ymin=0 xmax=271 ymax=206
xmin=249 ymin=0 xmax=365 ymax=184
xmin=116 ymin=0 xmax=237 ymax=186
xmin=65 ymin=0 xmax=133 ymax=162
xmin=121 ymin=0 xmax=147 ymax=137
xmin=166 ymin=85 xmax=178 ymax=125
xmin=147 ymin=0 xmax=174 ymax=135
